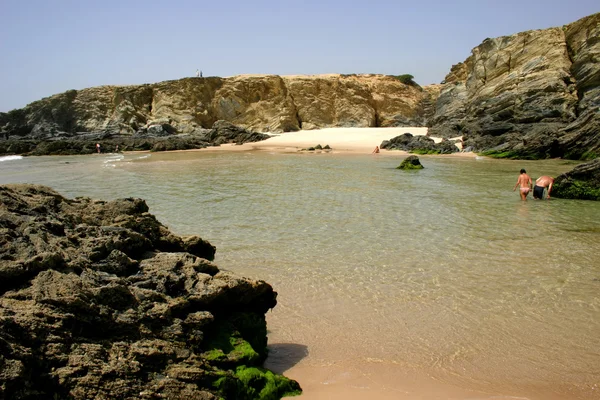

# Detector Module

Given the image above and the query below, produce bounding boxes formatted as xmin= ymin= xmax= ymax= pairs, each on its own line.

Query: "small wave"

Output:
xmin=0 ymin=155 xmax=23 ymax=162
xmin=103 ymin=154 xmax=125 ymax=163
xmin=136 ymin=155 xmax=151 ymax=160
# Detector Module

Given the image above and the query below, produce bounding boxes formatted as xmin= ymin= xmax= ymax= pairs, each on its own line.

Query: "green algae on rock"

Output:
xmin=552 ymin=158 xmax=600 ymax=200
xmin=397 ymin=155 xmax=424 ymax=170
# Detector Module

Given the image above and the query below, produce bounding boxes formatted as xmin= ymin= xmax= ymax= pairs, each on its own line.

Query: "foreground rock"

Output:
xmin=0 ymin=185 xmax=300 ymax=399
xmin=552 ymin=158 xmax=600 ymax=200
xmin=397 ymin=155 xmax=424 ymax=170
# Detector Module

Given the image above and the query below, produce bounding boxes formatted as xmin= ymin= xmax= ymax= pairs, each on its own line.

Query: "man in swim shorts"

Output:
xmin=513 ymin=169 xmax=532 ymax=201
xmin=533 ymin=175 xmax=554 ymax=199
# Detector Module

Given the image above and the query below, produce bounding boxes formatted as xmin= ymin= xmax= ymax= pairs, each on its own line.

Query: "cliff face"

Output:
xmin=0 ymin=74 xmax=428 ymax=137
xmin=1 ymin=13 xmax=598 ymax=160
xmin=429 ymin=13 xmax=600 ymax=159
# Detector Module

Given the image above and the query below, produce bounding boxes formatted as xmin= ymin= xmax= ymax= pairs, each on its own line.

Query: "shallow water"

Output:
xmin=1 ymin=151 xmax=599 ymax=399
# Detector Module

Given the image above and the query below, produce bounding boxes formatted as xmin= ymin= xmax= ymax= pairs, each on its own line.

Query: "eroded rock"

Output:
xmin=0 ymin=184 xmax=301 ymax=399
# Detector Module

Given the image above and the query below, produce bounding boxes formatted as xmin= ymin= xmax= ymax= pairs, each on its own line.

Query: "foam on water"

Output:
xmin=0 ymin=155 xmax=23 ymax=162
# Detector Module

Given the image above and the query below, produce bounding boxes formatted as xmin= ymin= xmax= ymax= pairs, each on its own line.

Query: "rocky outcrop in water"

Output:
xmin=552 ymin=158 xmax=600 ymax=200
xmin=380 ymin=132 xmax=460 ymax=154
xmin=396 ymin=155 xmax=424 ymax=170
xmin=0 ymin=184 xmax=301 ymax=399
xmin=428 ymin=13 xmax=600 ymax=160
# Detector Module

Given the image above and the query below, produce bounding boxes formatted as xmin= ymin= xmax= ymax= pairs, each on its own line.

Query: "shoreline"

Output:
xmin=171 ymin=126 xmax=478 ymax=157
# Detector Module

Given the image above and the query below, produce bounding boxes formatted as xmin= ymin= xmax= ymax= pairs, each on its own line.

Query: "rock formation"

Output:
xmin=552 ymin=158 xmax=600 ymax=200
xmin=0 ymin=13 xmax=598 ymax=160
xmin=0 ymin=74 xmax=428 ymax=140
xmin=381 ymin=132 xmax=459 ymax=154
xmin=428 ymin=12 xmax=600 ymax=160
xmin=0 ymin=120 xmax=270 ymax=156
xmin=396 ymin=155 xmax=424 ymax=170
xmin=0 ymin=184 xmax=301 ymax=399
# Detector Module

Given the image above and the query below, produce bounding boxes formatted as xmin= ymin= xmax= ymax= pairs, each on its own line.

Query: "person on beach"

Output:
xmin=115 ymin=144 xmax=119 ymax=153
xmin=533 ymin=175 xmax=554 ymax=199
xmin=372 ymin=145 xmax=380 ymax=154
xmin=513 ymin=169 xmax=532 ymax=200
xmin=96 ymin=143 xmax=101 ymax=154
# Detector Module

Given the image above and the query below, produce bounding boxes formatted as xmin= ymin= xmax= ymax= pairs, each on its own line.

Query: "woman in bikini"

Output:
xmin=513 ymin=169 xmax=533 ymax=201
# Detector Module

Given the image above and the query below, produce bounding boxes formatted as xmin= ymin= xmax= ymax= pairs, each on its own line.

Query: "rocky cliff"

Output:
xmin=428 ymin=12 xmax=600 ymax=160
xmin=0 ymin=74 xmax=428 ymax=138
xmin=1 ymin=13 xmax=598 ymax=160
xmin=0 ymin=184 xmax=301 ymax=399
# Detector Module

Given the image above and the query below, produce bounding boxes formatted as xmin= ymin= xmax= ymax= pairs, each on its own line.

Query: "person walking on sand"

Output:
xmin=513 ymin=169 xmax=532 ymax=201
xmin=372 ymin=145 xmax=380 ymax=154
xmin=96 ymin=143 xmax=101 ymax=154
xmin=533 ymin=175 xmax=554 ymax=199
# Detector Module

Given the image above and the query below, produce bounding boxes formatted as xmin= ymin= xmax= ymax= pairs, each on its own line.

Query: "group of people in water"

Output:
xmin=513 ymin=169 xmax=554 ymax=200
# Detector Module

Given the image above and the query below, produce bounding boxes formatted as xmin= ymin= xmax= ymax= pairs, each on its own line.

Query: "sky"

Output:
xmin=0 ymin=0 xmax=598 ymax=112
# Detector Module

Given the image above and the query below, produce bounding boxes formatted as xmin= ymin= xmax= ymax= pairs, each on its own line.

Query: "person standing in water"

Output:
xmin=513 ymin=169 xmax=532 ymax=201
xmin=533 ymin=175 xmax=554 ymax=199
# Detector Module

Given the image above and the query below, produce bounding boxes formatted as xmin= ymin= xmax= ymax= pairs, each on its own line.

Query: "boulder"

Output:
xmin=381 ymin=133 xmax=459 ymax=154
xmin=397 ymin=155 xmax=424 ymax=170
xmin=0 ymin=184 xmax=301 ymax=399
xmin=552 ymin=158 xmax=600 ymax=200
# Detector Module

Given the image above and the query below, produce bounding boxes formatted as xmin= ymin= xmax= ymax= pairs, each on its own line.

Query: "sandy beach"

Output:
xmin=205 ymin=126 xmax=473 ymax=156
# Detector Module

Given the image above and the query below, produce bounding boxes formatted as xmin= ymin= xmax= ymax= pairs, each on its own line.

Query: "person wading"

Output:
xmin=513 ymin=169 xmax=532 ymax=201
xmin=533 ymin=175 xmax=554 ymax=199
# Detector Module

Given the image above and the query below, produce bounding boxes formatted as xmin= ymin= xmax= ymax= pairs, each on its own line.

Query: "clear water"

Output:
xmin=1 ymin=151 xmax=599 ymax=399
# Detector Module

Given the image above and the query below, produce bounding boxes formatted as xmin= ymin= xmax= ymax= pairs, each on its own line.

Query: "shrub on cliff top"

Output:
xmin=391 ymin=74 xmax=418 ymax=86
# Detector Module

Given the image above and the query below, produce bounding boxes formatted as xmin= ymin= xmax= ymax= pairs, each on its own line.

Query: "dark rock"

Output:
xmin=147 ymin=124 xmax=175 ymax=136
xmin=552 ymin=158 xmax=600 ymax=200
xmin=0 ymin=184 xmax=301 ymax=399
xmin=381 ymin=132 xmax=459 ymax=154
xmin=397 ymin=155 xmax=424 ymax=170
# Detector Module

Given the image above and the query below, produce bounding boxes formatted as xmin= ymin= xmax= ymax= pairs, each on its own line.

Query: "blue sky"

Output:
xmin=0 ymin=0 xmax=598 ymax=112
